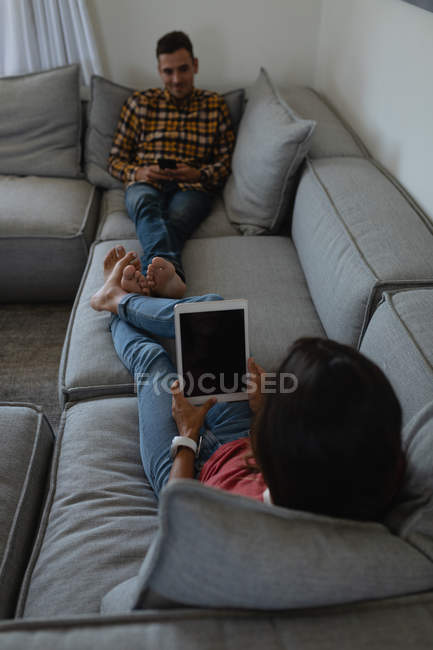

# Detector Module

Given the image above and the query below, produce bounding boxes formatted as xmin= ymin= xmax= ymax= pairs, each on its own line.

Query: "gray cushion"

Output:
xmin=96 ymin=190 xmax=239 ymax=240
xmin=292 ymin=158 xmax=433 ymax=347
xmin=4 ymin=595 xmax=433 ymax=650
xmin=0 ymin=65 xmax=81 ymax=178
xmin=85 ymin=75 xmax=245 ymax=190
xmin=16 ymin=396 xmax=158 ymax=618
xmin=386 ymin=400 xmax=433 ymax=561
xmin=279 ymin=86 xmax=368 ymax=159
xmin=360 ymin=289 xmax=433 ymax=424
xmin=102 ymin=479 xmax=433 ymax=612
xmin=224 ymin=68 xmax=316 ymax=235
xmin=0 ymin=177 xmax=100 ymax=301
xmin=0 ymin=403 xmax=53 ymax=618
xmin=59 ymin=236 xmax=324 ymax=405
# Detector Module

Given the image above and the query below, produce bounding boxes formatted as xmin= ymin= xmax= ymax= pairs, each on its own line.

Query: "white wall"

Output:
xmin=316 ymin=0 xmax=433 ymax=220
xmin=87 ymin=0 xmax=322 ymax=91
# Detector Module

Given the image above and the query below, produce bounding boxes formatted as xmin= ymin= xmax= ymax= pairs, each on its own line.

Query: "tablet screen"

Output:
xmin=178 ymin=308 xmax=247 ymax=398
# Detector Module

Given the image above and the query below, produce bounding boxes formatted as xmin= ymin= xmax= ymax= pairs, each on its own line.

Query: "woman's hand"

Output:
xmin=247 ymin=357 xmax=266 ymax=414
xmin=170 ymin=380 xmax=216 ymax=441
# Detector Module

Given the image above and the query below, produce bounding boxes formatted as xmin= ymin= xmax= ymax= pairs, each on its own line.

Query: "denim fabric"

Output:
xmin=110 ymin=293 xmax=251 ymax=496
xmin=125 ymin=182 xmax=214 ymax=282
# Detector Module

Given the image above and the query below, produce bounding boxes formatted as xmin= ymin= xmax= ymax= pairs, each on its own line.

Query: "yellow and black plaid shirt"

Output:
xmin=108 ymin=87 xmax=235 ymax=192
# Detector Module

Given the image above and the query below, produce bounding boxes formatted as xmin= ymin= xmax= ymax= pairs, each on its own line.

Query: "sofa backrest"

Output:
xmin=359 ymin=289 xmax=433 ymax=563
xmin=291 ymin=156 xmax=433 ymax=347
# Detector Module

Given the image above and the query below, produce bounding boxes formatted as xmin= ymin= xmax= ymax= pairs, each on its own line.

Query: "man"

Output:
xmin=108 ymin=31 xmax=235 ymax=299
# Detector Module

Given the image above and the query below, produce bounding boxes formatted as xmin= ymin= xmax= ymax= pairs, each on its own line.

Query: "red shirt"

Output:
xmin=198 ymin=437 xmax=267 ymax=501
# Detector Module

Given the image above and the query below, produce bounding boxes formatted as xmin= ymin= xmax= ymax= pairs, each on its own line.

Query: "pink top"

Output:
xmin=198 ymin=437 xmax=267 ymax=501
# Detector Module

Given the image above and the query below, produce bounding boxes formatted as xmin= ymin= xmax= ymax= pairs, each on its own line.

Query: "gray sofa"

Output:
xmin=2 ymin=64 xmax=433 ymax=648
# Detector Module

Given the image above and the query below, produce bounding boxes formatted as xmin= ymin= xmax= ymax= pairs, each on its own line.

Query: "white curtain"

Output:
xmin=0 ymin=0 xmax=103 ymax=84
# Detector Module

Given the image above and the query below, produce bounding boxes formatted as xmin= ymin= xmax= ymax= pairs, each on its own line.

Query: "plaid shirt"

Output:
xmin=108 ymin=88 xmax=235 ymax=192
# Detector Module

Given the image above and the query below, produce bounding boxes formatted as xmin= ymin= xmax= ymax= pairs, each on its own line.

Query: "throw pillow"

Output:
xmin=85 ymin=75 xmax=245 ymax=190
xmin=0 ymin=65 xmax=81 ymax=178
xmin=101 ymin=479 xmax=433 ymax=613
xmin=223 ymin=67 xmax=316 ymax=235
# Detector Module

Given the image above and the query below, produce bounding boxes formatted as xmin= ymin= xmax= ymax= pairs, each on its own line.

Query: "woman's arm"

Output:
xmin=168 ymin=381 xmax=216 ymax=482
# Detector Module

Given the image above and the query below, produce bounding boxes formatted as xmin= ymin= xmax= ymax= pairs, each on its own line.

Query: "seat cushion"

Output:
xmin=96 ymin=190 xmax=239 ymax=241
xmin=292 ymin=157 xmax=433 ymax=347
xmin=0 ymin=176 xmax=100 ymax=301
xmin=16 ymin=396 xmax=158 ymax=618
xmin=102 ymin=480 xmax=433 ymax=612
xmin=0 ymin=65 xmax=81 ymax=178
xmin=224 ymin=68 xmax=315 ymax=235
xmin=59 ymin=236 xmax=324 ymax=405
xmin=0 ymin=403 xmax=54 ymax=618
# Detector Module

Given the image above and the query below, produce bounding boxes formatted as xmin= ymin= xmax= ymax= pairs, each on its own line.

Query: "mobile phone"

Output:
xmin=158 ymin=158 xmax=177 ymax=170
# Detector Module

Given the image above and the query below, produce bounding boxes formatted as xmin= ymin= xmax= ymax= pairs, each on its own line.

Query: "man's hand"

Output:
xmin=170 ymin=380 xmax=216 ymax=441
xmin=135 ymin=165 xmax=175 ymax=183
xmin=169 ymin=163 xmax=201 ymax=184
xmin=248 ymin=357 xmax=266 ymax=414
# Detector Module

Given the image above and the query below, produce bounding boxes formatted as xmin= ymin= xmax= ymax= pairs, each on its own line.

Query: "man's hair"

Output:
xmin=250 ymin=337 xmax=405 ymax=521
xmin=156 ymin=31 xmax=194 ymax=59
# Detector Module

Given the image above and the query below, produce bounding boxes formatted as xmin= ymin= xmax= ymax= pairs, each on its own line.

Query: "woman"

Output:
xmin=91 ymin=247 xmax=405 ymax=521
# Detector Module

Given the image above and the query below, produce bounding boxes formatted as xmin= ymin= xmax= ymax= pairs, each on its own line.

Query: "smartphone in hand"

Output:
xmin=158 ymin=158 xmax=177 ymax=170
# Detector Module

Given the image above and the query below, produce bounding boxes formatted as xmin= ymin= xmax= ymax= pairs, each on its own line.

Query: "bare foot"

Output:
xmin=146 ymin=257 xmax=186 ymax=298
xmin=103 ymin=245 xmax=140 ymax=280
xmin=121 ymin=265 xmax=150 ymax=295
xmin=91 ymin=251 xmax=139 ymax=313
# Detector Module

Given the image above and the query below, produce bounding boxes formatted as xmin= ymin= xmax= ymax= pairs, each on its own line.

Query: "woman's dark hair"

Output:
xmin=156 ymin=31 xmax=194 ymax=59
xmin=250 ymin=338 xmax=405 ymax=521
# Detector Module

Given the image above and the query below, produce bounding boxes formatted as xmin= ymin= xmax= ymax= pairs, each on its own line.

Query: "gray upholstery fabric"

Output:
xmin=387 ymin=400 xmax=433 ymax=561
xmin=0 ymin=178 xmax=100 ymax=301
xmin=85 ymin=75 xmax=245 ymax=190
xmin=96 ymin=190 xmax=239 ymax=241
xmin=279 ymin=86 xmax=368 ymax=159
xmin=0 ymin=176 xmax=97 ymax=236
xmin=102 ymin=480 xmax=433 ymax=612
xmin=224 ymin=68 xmax=315 ymax=235
xmin=360 ymin=290 xmax=433 ymax=424
xmin=292 ymin=158 xmax=433 ymax=346
xmin=0 ymin=65 xmax=81 ymax=178
xmin=0 ymin=403 xmax=53 ymax=618
xmin=17 ymin=396 xmax=158 ymax=618
xmin=3 ymin=594 xmax=433 ymax=650
xmin=59 ymin=236 xmax=324 ymax=405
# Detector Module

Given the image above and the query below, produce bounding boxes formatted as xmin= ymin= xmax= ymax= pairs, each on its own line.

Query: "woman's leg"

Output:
xmin=110 ymin=315 xmax=179 ymax=497
xmin=117 ymin=292 xmax=223 ymax=338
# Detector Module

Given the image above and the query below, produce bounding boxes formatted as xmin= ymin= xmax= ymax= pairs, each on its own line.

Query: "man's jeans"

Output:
xmin=125 ymin=182 xmax=214 ymax=282
xmin=110 ymin=293 xmax=251 ymax=497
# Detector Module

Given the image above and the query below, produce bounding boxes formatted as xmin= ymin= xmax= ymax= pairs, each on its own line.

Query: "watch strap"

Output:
xmin=170 ymin=436 xmax=198 ymax=460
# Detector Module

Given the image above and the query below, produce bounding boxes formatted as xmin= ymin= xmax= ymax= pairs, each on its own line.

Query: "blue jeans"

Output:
xmin=110 ymin=293 xmax=252 ymax=497
xmin=125 ymin=182 xmax=214 ymax=282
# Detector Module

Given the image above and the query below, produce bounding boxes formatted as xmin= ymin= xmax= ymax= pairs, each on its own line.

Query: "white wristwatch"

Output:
xmin=170 ymin=436 xmax=198 ymax=459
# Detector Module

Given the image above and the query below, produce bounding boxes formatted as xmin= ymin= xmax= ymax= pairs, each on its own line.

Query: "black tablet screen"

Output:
xmin=179 ymin=309 xmax=247 ymax=398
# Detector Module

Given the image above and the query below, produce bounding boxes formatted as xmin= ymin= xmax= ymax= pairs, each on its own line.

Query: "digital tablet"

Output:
xmin=174 ymin=299 xmax=249 ymax=404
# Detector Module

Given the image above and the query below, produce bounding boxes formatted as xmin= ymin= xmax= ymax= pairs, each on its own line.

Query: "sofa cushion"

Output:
xmin=386 ymin=400 xmax=433 ymax=562
xmin=16 ymin=396 xmax=158 ymax=618
xmin=0 ymin=177 xmax=100 ymax=301
xmin=85 ymin=75 xmax=245 ymax=190
xmin=224 ymin=68 xmax=316 ymax=235
xmin=0 ymin=65 xmax=81 ymax=178
xmin=280 ymin=86 xmax=368 ymax=159
xmin=102 ymin=479 xmax=433 ymax=612
xmin=96 ymin=190 xmax=239 ymax=240
xmin=360 ymin=289 xmax=433 ymax=425
xmin=0 ymin=403 xmax=54 ymax=618
xmin=59 ymin=236 xmax=324 ymax=405
xmin=292 ymin=157 xmax=433 ymax=347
